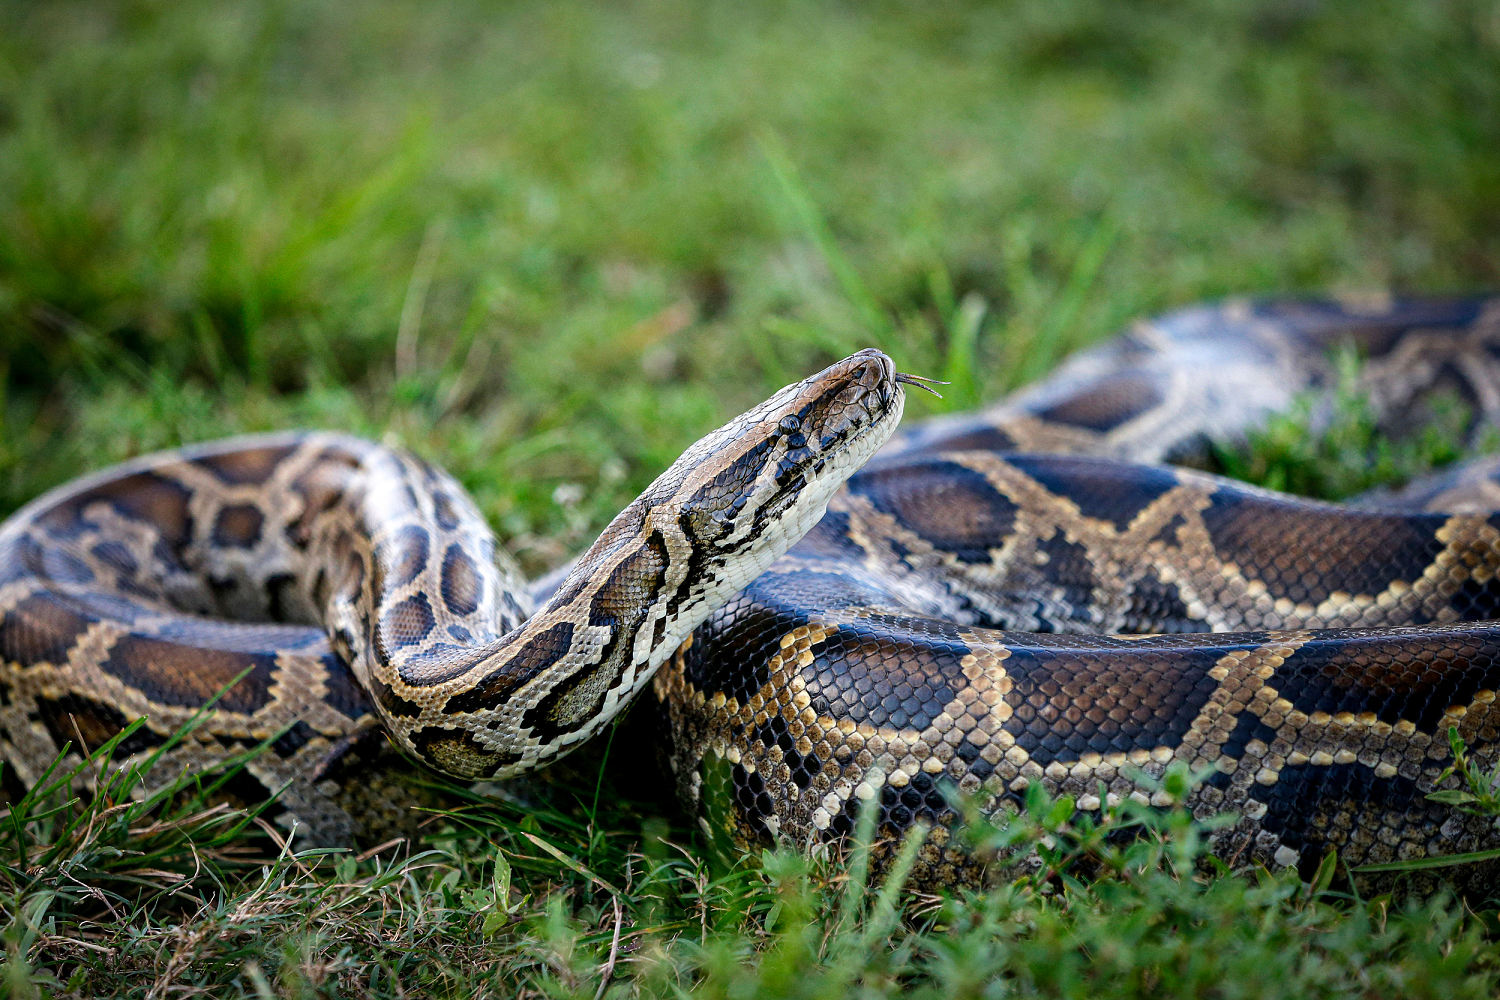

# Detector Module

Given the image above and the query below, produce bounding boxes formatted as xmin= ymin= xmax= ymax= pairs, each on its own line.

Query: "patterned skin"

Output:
xmin=1 ymin=301 xmax=1498 ymax=891
xmin=0 ymin=350 xmax=907 ymax=842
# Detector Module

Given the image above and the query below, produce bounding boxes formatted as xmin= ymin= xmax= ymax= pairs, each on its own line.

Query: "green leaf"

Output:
xmin=1045 ymin=795 xmax=1077 ymax=829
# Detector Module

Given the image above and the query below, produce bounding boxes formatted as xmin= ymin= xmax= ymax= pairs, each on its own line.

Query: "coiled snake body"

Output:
xmin=3 ymin=299 xmax=1499 ymax=889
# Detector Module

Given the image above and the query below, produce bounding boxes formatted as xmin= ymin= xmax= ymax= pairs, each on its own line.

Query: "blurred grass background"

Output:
xmin=3 ymin=0 xmax=1498 ymax=570
xmin=3 ymin=1 xmax=1500 ymax=995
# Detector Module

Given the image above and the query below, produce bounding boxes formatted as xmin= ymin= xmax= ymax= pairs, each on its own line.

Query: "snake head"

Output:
xmin=663 ymin=348 xmax=907 ymax=568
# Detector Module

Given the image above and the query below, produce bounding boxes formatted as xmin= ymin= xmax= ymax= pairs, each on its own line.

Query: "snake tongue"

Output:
xmin=895 ymin=372 xmax=949 ymax=398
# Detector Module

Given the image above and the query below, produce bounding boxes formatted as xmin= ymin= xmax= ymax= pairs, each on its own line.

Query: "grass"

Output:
xmin=6 ymin=733 xmax=1498 ymax=998
xmin=1212 ymin=344 xmax=1493 ymax=501
xmin=2 ymin=0 xmax=1500 ymax=995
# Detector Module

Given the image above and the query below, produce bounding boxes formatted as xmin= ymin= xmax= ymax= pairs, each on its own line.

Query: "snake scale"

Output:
xmin=2 ymin=297 xmax=1499 ymax=891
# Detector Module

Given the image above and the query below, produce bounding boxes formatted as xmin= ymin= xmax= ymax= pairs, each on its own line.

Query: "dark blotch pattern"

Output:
xmin=1253 ymin=762 xmax=1425 ymax=877
xmin=1218 ymin=711 xmax=1281 ymax=761
xmin=212 ymin=503 xmax=265 ymax=548
xmin=271 ymin=719 xmax=319 ymax=758
xmin=1277 ymin=630 xmax=1498 ymax=730
xmin=1008 ymin=454 xmax=1181 ymax=530
xmin=443 ymin=621 xmax=575 ymax=709
xmin=381 ymin=524 xmax=430 ymax=592
xmin=0 ymin=536 xmax=45 ymax=588
xmin=1030 ymin=533 xmax=1099 ymax=628
xmin=320 ymin=649 xmax=375 ymax=720
xmin=689 ymin=437 xmax=775 ymax=527
xmin=1002 ymin=638 xmax=1227 ymax=762
xmin=1123 ymin=573 xmax=1210 ymax=634
xmin=883 ymin=421 xmax=1021 ymax=457
xmin=379 ymin=593 xmax=436 ymax=652
xmin=40 ymin=547 xmax=95 ymax=586
xmin=432 ymin=490 xmax=461 ymax=531
xmin=97 ymin=636 xmax=278 ymax=716
xmin=73 ymin=471 xmax=194 ymax=551
xmin=849 ymin=459 xmax=1016 ymax=564
xmin=1033 ymin=370 xmax=1166 ymax=433
xmin=1200 ymin=489 xmax=1450 ymax=606
xmin=803 ymin=624 xmax=963 ymax=732
xmin=1 ymin=593 xmax=96 ymax=665
xmin=440 ymin=543 xmax=481 ymax=616
xmin=195 ymin=443 xmax=299 ymax=485
xmin=35 ymin=693 xmax=164 ymax=756
xmin=90 ymin=540 xmax=138 ymax=577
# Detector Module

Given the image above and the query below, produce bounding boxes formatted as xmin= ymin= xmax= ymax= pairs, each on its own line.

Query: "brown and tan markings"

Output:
xmin=3 ymin=302 xmax=1500 ymax=889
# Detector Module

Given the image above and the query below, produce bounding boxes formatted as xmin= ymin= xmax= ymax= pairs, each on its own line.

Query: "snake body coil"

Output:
xmin=2 ymin=300 xmax=1499 ymax=889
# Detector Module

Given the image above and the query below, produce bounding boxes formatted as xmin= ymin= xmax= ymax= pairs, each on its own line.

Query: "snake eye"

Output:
xmin=778 ymin=414 xmax=807 ymax=449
